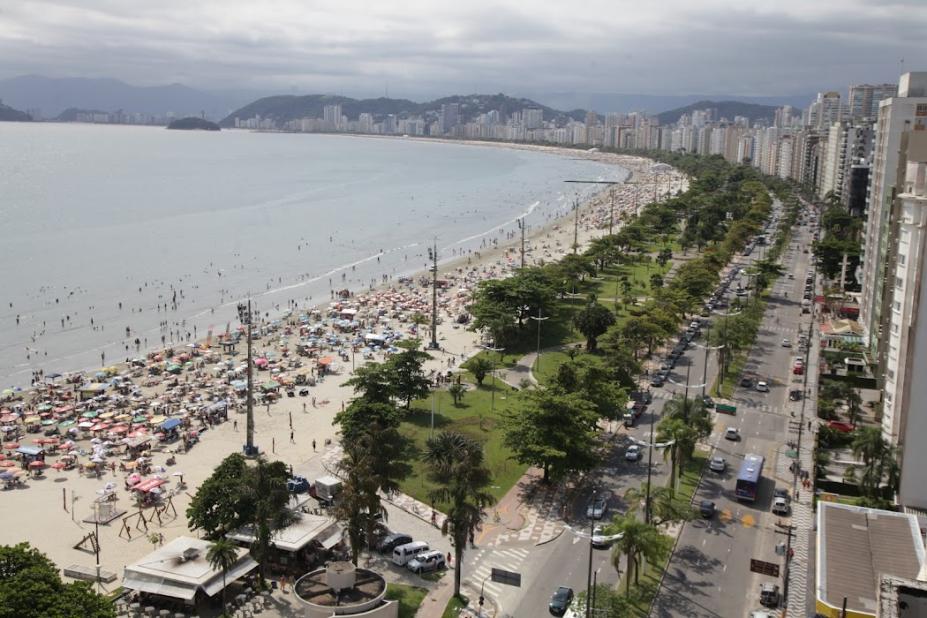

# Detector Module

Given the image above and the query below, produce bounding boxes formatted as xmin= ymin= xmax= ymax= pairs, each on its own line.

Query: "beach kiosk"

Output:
xmin=122 ymin=536 xmax=258 ymax=610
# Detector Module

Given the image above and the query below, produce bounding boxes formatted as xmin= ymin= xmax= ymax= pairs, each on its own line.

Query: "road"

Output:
xmin=474 ymin=227 xmax=781 ymax=617
xmin=651 ymin=199 xmax=817 ymax=617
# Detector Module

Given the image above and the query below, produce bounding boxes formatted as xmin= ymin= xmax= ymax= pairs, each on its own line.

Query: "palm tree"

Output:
xmin=448 ymin=383 xmax=465 ymax=407
xmin=206 ymin=538 xmax=239 ymax=616
xmin=609 ymin=514 xmax=671 ymax=596
xmin=623 ymin=484 xmax=694 ymax=527
xmin=423 ymin=431 xmax=493 ymax=598
xmin=845 ymin=389 xmax=863 ymax=427
xmin=655 ymin=418 xmax=697 ymax=495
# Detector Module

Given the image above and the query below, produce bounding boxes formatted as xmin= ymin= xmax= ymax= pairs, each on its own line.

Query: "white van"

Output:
xmin=392 ymin=541 xmax=429 ymax=566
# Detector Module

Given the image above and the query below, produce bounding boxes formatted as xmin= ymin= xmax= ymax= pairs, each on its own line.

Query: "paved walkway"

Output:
xmin=496 ymin=352 xmax=538 ymax=388
xmin=785 ymin=314 xmax=821 ymax=618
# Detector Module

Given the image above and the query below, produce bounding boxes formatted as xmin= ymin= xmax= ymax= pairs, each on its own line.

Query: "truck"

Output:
xmin=714 ymin=399 xmax=737 ymax=415
xmin=623 ymin=401 xmax=646 ymax=427
xmin=312 ymin=476 xmax=343 ymax=504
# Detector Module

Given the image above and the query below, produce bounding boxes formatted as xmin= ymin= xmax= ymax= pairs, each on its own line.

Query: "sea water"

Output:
xmin=0 ymin=122 xmax=626 ymax=386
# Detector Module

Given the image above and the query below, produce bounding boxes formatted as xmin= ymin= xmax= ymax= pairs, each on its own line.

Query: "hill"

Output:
xmin=220 ymin=93 xmax=587 ymax=127
xmin=530 ymin=92 xmax=812 ymax=115
xmin=167 ymin=117 xmax=220 ymax=131
xmin=655 ymin=100 xmax=779 ymax=125
xmin=0 ymin=75 xmax=260 ymax=119
xmin=0 ymin=101 xmax=31 ymax=121
xmin=55 ymin=107 xmax=108 ymax=122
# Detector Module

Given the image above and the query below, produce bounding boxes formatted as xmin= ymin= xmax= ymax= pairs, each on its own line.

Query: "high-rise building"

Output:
xmin=322 ymin=104 xmax=342 ymax=130
xmin=523 ymin=108 xmax=543 ymax=130
xmin=440 ymin=103 xmax=460 ymax=133
xmin=848 ymin=83 xmax=898 ymax=121
xmin=859 ymin=72 xmax=927 ymax=351
xmin=808 ymin=91 xmax=843 ymax=130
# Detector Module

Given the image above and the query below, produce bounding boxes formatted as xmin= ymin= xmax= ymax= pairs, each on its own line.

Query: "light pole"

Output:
xmin=481 ymin=344 xmax=505 ymax=417
xmin=563 ymin=180 xmax=624 ymax=237
xmin=585 ymin=488 xmax=595 ymax=618
xmin=517 ymin=217 xmax=526 ymax=269
xmin=427 ymin=240 xmax=440 ymax=350
xmin=237 ymin=300 xmax=257 ymax=456
xmin=530 ymin=307 xmax=549 ymax=376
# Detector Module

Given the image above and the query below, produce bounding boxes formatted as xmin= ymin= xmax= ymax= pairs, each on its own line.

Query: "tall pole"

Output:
xmin=518 ymin=218 xmax=526 ymax=269
xmin=530 ymin=308 xmax=549 ymax=375
xmin=239 ymin=299 xmax=256 ymax=456
xmin=573 ymin=199 xmax=580 ymax=254
xmin=683 ymin=363 xmax=691 ymax=421
xmin=585 ymin=489 xmax=595 ymax=618
xmin=702 ymin=321 xmax=710 ymax=399
xmin=608 ymin=188 xmax=615 ymax=236
xmin=645 ymin=409 xmax=655 ymax=524
xmin=428 ymin=239 xmax=439 ymax=350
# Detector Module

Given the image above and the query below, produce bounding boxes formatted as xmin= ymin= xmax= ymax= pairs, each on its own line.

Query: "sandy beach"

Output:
xmin=0 ymin=145 xmax=687 ymax=590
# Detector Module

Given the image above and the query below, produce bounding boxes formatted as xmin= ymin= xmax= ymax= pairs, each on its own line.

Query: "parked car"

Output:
xmin=699 ymin=500 xmax=716 ymax=518
xmin=774 ymin=487 xmax=791 ymax=502
xmin=591 ymin=526 xmax=622 ymax=548
xmin=625 ymin=445 xmax=642 ymax=462
xmin=781 ymin=338 xmax=792 ymax=347
xmin=756 ymin=381 xmax=769 ymax=393
xmin=650 ymin=375 xmax=665 ymax=387
xmin=377 ymin=533 xmax=413 ymax=554
xmin=724 ymin=427 xmax=741 ymax=441
xmin=407 ymin=550 xmax=446 ymax=574
xmin=702 ymin=395 xmax=715 ymax=408
xmin=586 ymin=496 xmax=608 ymax=520
xmin=549 ymin=586 xmax=574 ymax=616
xmin=740 ymin=376 xmax=755 ymax=388
xmin=789 ymin=389 xmax=803 ymax=401
xmin=709 ymin=456 xmax=727 ymax=473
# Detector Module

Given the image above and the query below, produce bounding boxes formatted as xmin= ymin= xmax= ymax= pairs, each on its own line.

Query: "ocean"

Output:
xmin=0 ymin=122 xmax=626 ymax=386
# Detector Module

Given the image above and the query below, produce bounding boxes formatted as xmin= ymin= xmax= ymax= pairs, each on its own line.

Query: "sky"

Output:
xmin=0 ymin=0 xmax=924 ymax=99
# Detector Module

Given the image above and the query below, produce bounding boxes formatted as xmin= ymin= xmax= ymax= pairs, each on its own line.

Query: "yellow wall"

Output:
xmin=816 ymin=597 xmax=875 ymax=618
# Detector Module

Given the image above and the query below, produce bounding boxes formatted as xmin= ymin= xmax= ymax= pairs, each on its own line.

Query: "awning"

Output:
xmin=201 ymin=556 xmax=258 ymax=597
xmin=16 ymin=445 xmax=44 ymax=457
xmin=121 ymin=572 xmax=197 ymax=601
xmin=320 ymin=529 xmax=343 ymax=549
xmin=161 ymin=418 xmax=182 ymax=431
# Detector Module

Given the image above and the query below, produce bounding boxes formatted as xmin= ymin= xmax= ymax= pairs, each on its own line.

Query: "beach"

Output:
xmin=0 ymin=143 xmax=687 ymax=592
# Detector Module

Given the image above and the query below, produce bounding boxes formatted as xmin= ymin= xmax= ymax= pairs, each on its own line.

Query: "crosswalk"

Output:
xmin=466 ymin=546 xmax=531 ymax=599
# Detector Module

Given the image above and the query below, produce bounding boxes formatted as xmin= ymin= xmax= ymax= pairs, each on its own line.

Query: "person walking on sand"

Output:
xmin=312 ymin=439 xmax=316 ymax=452
xmin=290 ymin=430 xmax=295 ymax=444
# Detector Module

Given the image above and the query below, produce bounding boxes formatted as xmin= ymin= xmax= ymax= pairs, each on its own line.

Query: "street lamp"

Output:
xmin=481 ymin=344 xmax=505 ymax=417
xmin=426 ymin=239 xmax=440 ymax=350
xmin=237 ymin=300 xmax=258 ymax=457
xmin=585 ymin=489 xmax=595 ymax=618
xmin=530 ymin=307 xmax=549 ymax=376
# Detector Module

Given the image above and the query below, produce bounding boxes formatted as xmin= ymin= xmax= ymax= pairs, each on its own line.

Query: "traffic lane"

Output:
xmin=515 ymin=530 xmax=617 ymax=618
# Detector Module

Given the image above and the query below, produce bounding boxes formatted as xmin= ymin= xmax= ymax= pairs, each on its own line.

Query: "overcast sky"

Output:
xmin=0 ymin=0 xmax=924 ymax=98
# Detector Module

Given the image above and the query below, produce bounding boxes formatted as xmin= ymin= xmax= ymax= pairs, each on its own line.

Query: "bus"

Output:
xmin=735 ymin=454 xmax=765 ymax=502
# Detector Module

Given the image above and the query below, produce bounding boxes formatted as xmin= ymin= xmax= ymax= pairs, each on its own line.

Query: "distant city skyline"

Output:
xmin=0 ymin=0 xmax=923 ymax=100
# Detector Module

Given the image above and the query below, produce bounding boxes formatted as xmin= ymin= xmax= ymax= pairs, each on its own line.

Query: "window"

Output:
xmin=894 ymin=300 xmax=902 ymax=310
xmin=898 ymin=253 xmax=906 ymax=265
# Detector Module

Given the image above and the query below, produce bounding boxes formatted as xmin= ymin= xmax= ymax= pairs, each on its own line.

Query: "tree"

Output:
xmin=0 ymin=543 xmax=115 ymax=618
xmin=573 ymin=300 xmax=616 ymax=351
xmin=462 ymin=356 xmax=494 ymax=386
xmin=448 ymin=382 xmax=466 ymax=406
xmin=423 ymin=432 xmax=493 ymax=598
xmin=333 ymin=437 xmax=389 ymax=565
xmin=551 ymin=355 xmax=627 ymax=421
xmin=656 ymin=417 xmax=698 ymax=494
xmin=575 ymin=584 xmax=637 ymax=617
xmin=624 ymin=484 xmax=694 ymax=527
xmin=661 ymin=396 xmax=712 ymax=439
xmin=656 ymin=247 xmax=673 ymax=268
xmin=343 ymin=362 xmax=395 ymax=404
xmin=206 ymin=538 xmax=240 ymax=616
xmin=245 ymin=459 xmax=298 ymax=582
xmin=186 ymin=453 xmax=253 ymax=538
xmin=845 ymin=388 xmax=863 ymax=427
xmin=609 ymin=514 xmax=672 ymax=596
xmin=649 ymin=273 xmax=664 ymax=289
xmin=502 ymin=389 xmax=599 ymax=482
xmin=386 ymin=339 xmax=432 ymax=409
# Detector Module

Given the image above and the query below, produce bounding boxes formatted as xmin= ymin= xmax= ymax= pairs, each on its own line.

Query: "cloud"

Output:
xmin=0 ymin=0 xmax=924 ymax=97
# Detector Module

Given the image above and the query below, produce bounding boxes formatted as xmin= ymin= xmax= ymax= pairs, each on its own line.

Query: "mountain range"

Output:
xmin=0 ymin=75 xmax=813 ymax=122
xmin=655 ymin=100 xmax=780 ymax=125
xmin=219 ymin=93 xmax=589 ymax=127
xmin=0 ymin=100 xmax=31 ymax=121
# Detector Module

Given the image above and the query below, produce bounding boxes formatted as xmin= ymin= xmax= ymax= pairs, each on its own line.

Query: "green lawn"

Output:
xmin=442 ymin=594 xmax=470 ymax=618
xmin=399 ymin=382 xmax=527 ymax=507
xmin=385 ymin=583 xmax=428 ymax=618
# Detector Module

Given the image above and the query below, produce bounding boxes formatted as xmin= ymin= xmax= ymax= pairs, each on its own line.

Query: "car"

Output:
xmin=756 ymin=381 xmax=769 ymax=393
xmin=650 ymin=375 xmax=665 ymax=387
xmin=699 ymin=500 xmax=716 ymax=518
xmin=549 ymin=586 xmax=574 ymax=616
xmin=724 ymin=427 xmax=741 ymax=441
xmin=793 ymin=364 xmax=804 ymax=375
xmin=586 ymin=496 xmax=608 ymax=520
xmin=740 ymin=376 xmax=755 ymax=388
xmin=625 ymin=445 xmax=643 ymax=462
xmin=377 ymin=533 xmax=413 ymax=554
xmin=287 ymin=475 xmax=311 ymax=493
xmin=774 ymin=487 xmax=791 ymax=502
xmin=772 ymin=496 xmax=791 ymax=516
xmin=709 ymin=456 xmax=727 ymax=472
xmin=781 ymin=338 xmax=792 ymax=347
xmin=591 ymin=526 xmax=622 ymax=548
xmin=789 ymin=389 xmax=803 ymax=401
xmin=407 ymin=550 xmax=446 ymax=574
xmin=702 ymin=395 xmax=715 ymax=409
xmin=750 ymin=611 xmax=777 ymax=618
xmin=760 ymin=583 xmax=781 ymax=607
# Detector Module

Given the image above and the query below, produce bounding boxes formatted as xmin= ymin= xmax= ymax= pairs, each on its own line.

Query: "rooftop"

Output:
xmin=294 ymin=565 xmax=386 ymax=608
xmin=817 ymin=502 xmax=926 ymax=617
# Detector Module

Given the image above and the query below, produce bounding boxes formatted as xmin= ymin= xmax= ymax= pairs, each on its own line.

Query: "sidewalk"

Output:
xmin=496 ymin=352 xmax=538 ymax=388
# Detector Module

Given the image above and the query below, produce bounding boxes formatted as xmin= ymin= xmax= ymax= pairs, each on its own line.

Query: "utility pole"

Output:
xmin=427 ymin=239 xmax=440 ymax=350
xmin=530 ymin=307 xmax=549 ymax=375
xmin=645 ymin=410 xmax=655 ymax=523
xmin=608 ymin=188 xmax=615 ymax=236
xmin=238 ymin=300 xmax=257 ymax=456
xmin=775 ymin=521 xmax=795 ymax=606
xmin=517 ymin=217 xmax=526 ymax=268
xmin=585 ymin=489 xmax=596 ymax=618
xmin=573 ymin=199 xmax=580 ymax=254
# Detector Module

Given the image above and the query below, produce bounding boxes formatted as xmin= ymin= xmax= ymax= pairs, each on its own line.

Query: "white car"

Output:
xmin=756 ymin=381 xmax=769 ymax=393
xmin=709 ymin=456 xmax=727 ymax=472
xmin=781 ymin=339 xmax=791 ymax=347
xmin=625 ymin=445 xmax=642 ymax=461
xmin=591 ymin=526 xmax=623 ymax=548
xmin=724 ymin=427 xmax=741 ymax=441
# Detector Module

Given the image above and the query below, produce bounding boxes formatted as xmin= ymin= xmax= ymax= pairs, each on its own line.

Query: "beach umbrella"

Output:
xmin=0 ymin=470 xmax=15 ymax=480
xmin=0 ymin=460 xmax=15 ymax=468
xmin=3 ymin=442 xmax=19 ymax=450
xmin=28 ymin=460 xmax=45 ymax=469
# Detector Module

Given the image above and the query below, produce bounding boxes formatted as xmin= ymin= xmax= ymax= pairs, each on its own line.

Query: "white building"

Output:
xmin=859 ymin=72 xmax=927 ymax=351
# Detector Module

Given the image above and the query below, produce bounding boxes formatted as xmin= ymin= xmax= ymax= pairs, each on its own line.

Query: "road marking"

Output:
xmin=742 ymin=514 xmax=756 ymax=528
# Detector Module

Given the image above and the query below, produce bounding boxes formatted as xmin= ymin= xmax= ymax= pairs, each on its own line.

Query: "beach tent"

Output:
xmin=160 ymin=418 xmax=182 ymax=432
